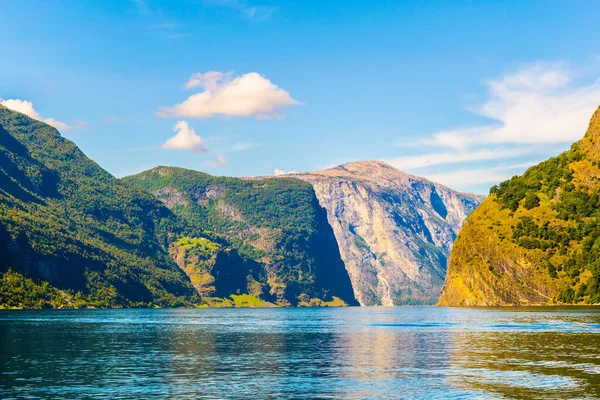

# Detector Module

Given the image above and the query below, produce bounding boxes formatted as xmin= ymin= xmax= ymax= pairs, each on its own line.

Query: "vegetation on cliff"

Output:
xmin=439 ymin=107 xmax=600 ymax=306
xmin=0 ymin=106 xmax=356 ymax=308
xmin=124 ymin=167 xmax=358 ymax=306
xmin=0 ymin=105 xmax=205 ymax=308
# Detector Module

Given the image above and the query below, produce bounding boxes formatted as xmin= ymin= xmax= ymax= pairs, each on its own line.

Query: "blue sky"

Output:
xmin=1 ymin=0 xmax=599 ymax=193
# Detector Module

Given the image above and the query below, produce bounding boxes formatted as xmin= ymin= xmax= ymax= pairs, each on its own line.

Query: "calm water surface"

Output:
xmin=1 ymin=307 xmax=599 ymax=399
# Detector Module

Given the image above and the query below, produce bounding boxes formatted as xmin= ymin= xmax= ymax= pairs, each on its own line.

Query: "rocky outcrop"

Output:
xmin=286 ymin=161 xmax=483 ymax=305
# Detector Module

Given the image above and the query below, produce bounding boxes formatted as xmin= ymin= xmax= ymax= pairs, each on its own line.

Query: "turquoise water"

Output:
xmin=1 ymin=307 xmax=599 ymax=399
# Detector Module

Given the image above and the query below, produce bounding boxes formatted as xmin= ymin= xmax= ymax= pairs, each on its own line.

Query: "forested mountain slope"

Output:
xmin=124 ymin=167 xmax=358 ymax=307
xmin=0 ymin=105 xmax=200 ymax=308
xmin=439 ymin=107 xmax=600 ymax=306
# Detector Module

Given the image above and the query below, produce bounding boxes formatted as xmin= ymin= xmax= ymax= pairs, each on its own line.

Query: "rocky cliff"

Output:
xmin=439 ymin=107 xmax=600 ymax=306
xmin=286 ymin=161 xmax=483 ymax=305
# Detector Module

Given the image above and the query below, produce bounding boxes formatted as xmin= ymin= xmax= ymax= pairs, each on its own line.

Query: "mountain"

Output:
xmin=284 ymin=161 xmax=483 ymax=305
xmin=439 ymin=107 xmax=600 ymax=306
xmin=123 ymin=167 xmax=358 ymax=307
xmin=0 ymin=105 xmax=201 ymax=308
xmin=0 ymin=103 xmax=483 ymax=309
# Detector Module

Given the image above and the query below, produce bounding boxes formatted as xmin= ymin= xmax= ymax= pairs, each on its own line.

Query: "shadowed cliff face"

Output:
xmin=439 ymin=107 xmax=600 ymax=307
xmin=287 ymin=161 xmax=483 ymax=305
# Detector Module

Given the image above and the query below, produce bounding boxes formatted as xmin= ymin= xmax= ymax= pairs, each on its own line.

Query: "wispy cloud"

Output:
xmin=425 ymin=168 xmax=514 ymax=188
xmin=385 ymin=147 xmax=534 ymax=170
xmin=166 ymin=33 xmax=188 ymax=40
xmin=184 ymin=71 xmax=233 ymax=90
xmin=231 ymin=141 xmax=259 ymax=152
xmin=388 ymin=61 xmax=600 ymax=192
xmin=149 ymin=21 xmax=188 ymax=40
xmin=1 ymin=98 xmax=86 ymax=132
xmin=149 ymin=22 xmax=181 ymax=29
xmin=162 ymin=120 xmax=208 ymax=153
xmin=204 ymin=154 xmax=227 ymax=167
xmin=204 ymin=0 xmax=275 ymax=20
xmin=274 ymin=168 xmax=298 ymax=176
xmin=131 ymin=0 xmax=151 ymax=15
xmin=424 ymin=62 xmax=600 ymax=150
xmin=425 ymin=161 xmax=541 ymax=188
xmin=132 ymin=0 xmax=188 ymax=39
xmin=159 ymin=71 xmax=300 ymax=119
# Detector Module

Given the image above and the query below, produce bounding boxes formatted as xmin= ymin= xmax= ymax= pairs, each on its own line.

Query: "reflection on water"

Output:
xmin=447 ymin=309 xmax=600 ymax=399
xmin=1 ymin=307 xmax=599 ymax=399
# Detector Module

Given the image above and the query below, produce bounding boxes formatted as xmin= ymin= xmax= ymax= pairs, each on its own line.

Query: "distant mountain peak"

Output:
xmin=338 ymin=160 xmax=395 ymax=169
xmin=325 ymin=160 xmax=397 ymax=172
xmin=283 ymin=159 xmax=483 ymax=306
xmin=296 ymin=160 xmax=416 ymax=186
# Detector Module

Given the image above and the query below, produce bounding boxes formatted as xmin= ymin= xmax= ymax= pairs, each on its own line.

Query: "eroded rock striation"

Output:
xmin=286 ymin=161 xmax=483 ymax=305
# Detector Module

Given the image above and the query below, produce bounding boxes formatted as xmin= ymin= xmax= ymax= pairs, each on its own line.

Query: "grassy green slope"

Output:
xmin=439 ymin=107 xmax=600 ymax=306
xmin=124 ymin=167 xmax=358 ymax=306
xmin=0 ymin=105 xmax=200 ymax=308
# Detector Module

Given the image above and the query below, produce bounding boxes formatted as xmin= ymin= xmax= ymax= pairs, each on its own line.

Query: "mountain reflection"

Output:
xmin=1 ymin=307 xmax=600 ymax=399
xmin=447 ymin=309 xmax=600 ymax=399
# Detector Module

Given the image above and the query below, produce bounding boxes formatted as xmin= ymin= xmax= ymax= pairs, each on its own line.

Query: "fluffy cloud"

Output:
xmin=0 ymin=99 xmax=85 ymax=131
xmin=162 ymin=121 xmax=208 ymax=153
xmin=1 ymin=99 xmax=41 ymax=119
xmin=204 ymin=154 xmax=227 ymax=167
xmin=274 ymin=168 xmax=298 ymax=176
xmin=159 ymin=72 xmax=300 ymax=119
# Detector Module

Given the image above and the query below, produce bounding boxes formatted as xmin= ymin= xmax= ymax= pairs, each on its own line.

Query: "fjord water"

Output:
xmin=1 ymin=307 xmax=599 ymax=399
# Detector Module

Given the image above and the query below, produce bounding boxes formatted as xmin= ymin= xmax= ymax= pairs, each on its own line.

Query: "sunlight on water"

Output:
xmin=1 ymin=307 xmax=599 ymax=399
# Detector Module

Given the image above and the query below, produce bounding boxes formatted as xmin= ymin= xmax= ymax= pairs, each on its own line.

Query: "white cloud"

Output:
xmin=185 ymin=71 xmax=233 ymax=90
xmin=1 ymin=99 xmax=41 ymax=119
xmin=388 ymin=62 xmax=600 ymax=192
xmin=426 ymin=62 xmax=600 ymax=149
xmin=204 ymin=154 xmax=227 ymax=167
xmin=274 ymin=168 xmax=298 ymax=176
xmin=231 ymin=141 xmax=259 ymax=152
xmin=162 ymin=121 xmax=208 ymax=153
xmin=502 ymin=161 xmax=540 ymax=170
xmin=385 ymin=147 xmax=533 ymax=170
xmin=422 ymin=161 xmax=544 ymax=191
xmin=0 ymin=98 xmax=85 ymax=132
xmin=158 ymin=72 xmax=300 ymax=119
xmin=424 ymin=168 xmax=513 ymax=188
xmin=43 ymin=118 xmax=70 ymax=131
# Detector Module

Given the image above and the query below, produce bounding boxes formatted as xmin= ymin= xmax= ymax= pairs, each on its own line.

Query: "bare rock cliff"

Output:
xmin=286 ymin=161 xmax=483 ymax=305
